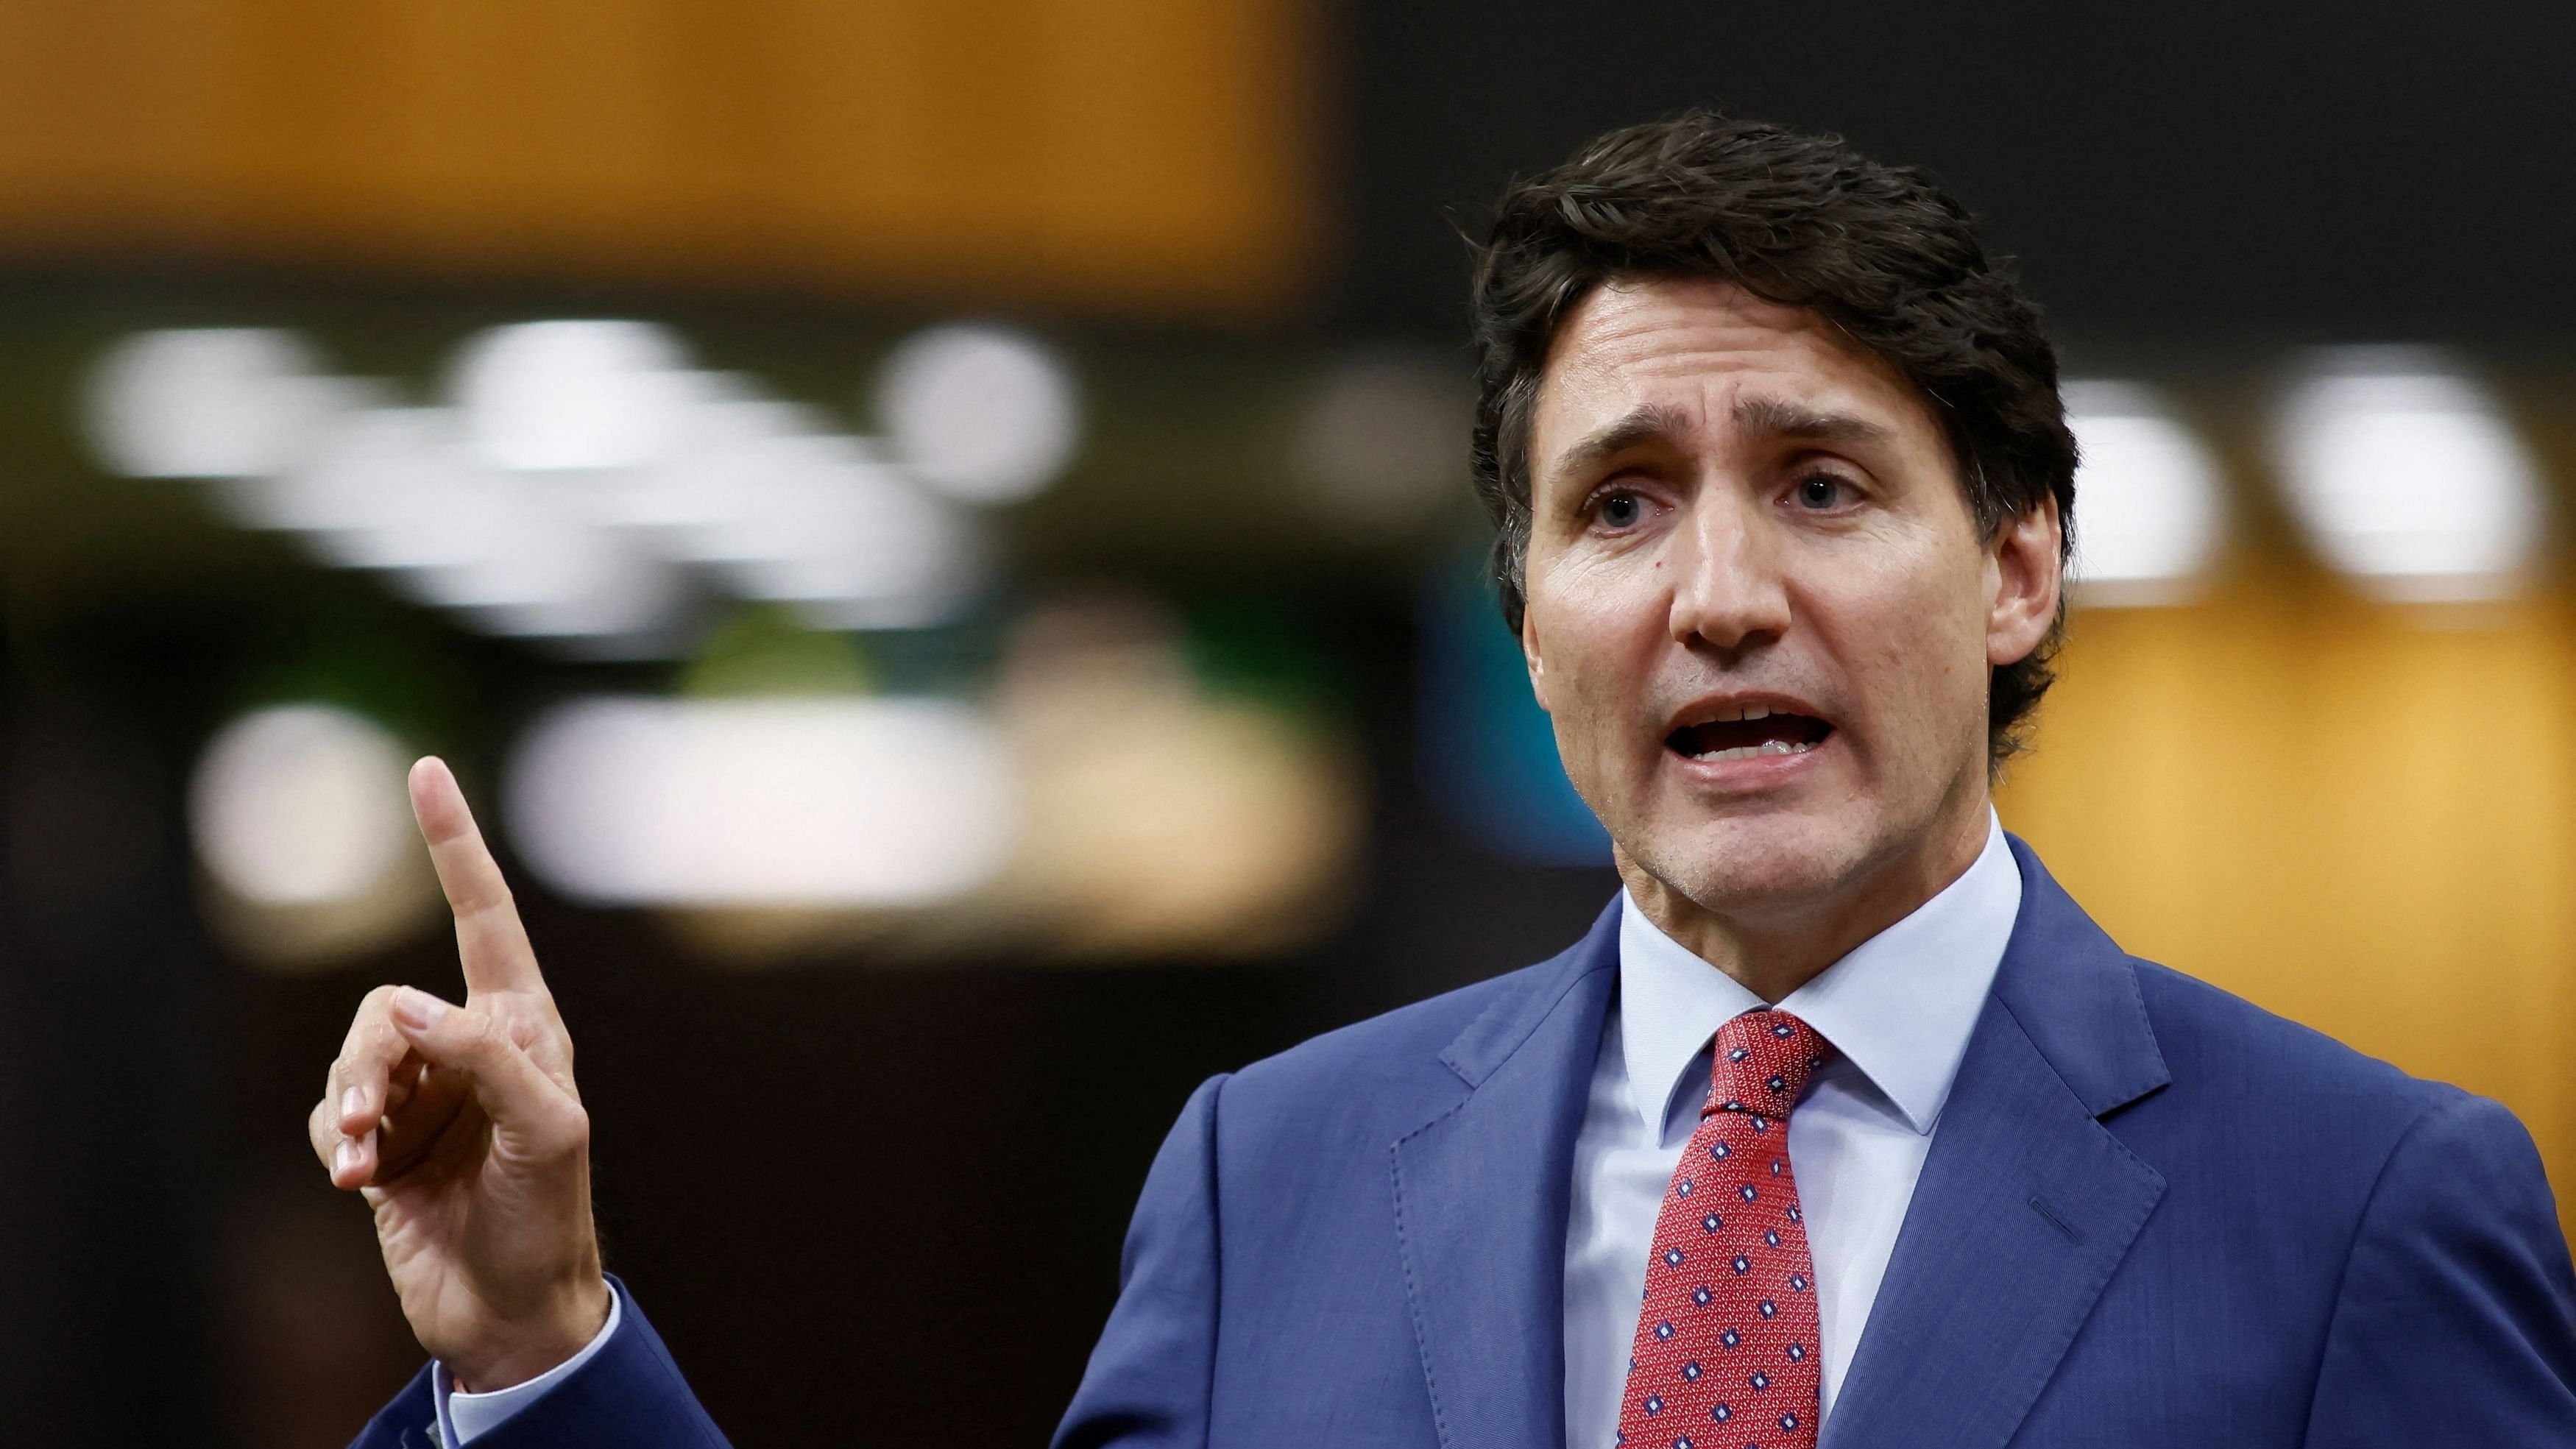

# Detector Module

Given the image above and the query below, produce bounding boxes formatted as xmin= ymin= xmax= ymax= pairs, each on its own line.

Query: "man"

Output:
xmin=317 ymin=113 xmax=2576 ymax=1448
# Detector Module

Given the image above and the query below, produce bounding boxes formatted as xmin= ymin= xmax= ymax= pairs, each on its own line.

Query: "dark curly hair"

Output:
xmin=1468 ymin=110 xmax=2078 ymax=771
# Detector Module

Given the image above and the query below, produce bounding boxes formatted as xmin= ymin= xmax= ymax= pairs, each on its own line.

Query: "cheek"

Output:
xmin=1543 ymin=629 xmax=1632 ymax=751
xmin=1825 ymin=546 xmax=1992 ymax=741
xmin=1529 ymin=580 xmax=1661 ymax=757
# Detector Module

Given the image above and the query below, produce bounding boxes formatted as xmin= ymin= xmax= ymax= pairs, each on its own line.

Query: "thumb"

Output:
xmin=389 ymin=988 xmax=586 ymax=1160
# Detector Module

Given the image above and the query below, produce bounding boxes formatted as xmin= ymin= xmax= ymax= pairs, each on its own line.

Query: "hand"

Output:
xmin=308 ymin=757 xmax=611 ymax=1390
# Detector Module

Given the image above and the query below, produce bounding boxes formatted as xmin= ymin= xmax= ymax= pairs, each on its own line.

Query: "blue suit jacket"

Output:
xmin=354 ymin=840 xmax=2576 ymax=1447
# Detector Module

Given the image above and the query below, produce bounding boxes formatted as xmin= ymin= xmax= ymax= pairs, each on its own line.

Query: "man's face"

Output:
xmin=1519 ymin=276 xmax=2057 ymax=925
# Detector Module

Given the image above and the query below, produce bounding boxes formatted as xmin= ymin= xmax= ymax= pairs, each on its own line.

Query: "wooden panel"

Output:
xmin=1998 ymin=575 xmax=2576 ymax=1232
xmin=0 ymin=0 xmax=1317 ymax=313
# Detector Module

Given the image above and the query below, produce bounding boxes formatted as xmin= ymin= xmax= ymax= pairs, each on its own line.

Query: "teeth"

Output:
xmin=1699 ymin=704 xmax=1778 ymax=726
xmin=1690 ymin=738 xmax=1811 ymax=762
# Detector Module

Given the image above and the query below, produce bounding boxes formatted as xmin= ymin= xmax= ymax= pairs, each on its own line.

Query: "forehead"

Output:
xmin=1530 ymin=276 xmax=1936 ymax=478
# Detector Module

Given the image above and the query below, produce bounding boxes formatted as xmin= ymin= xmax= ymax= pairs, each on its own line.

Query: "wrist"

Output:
xmin=448 ymin=1275 xmax=614 ymax=1392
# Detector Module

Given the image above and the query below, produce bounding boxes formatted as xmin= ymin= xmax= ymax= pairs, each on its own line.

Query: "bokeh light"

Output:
xmin=1291 ymin=352 xmax=1469 ymax=536
xmin=2064 ymin=380 xmax=2228 ymax=606
xmin=188 ymin=704 xmax=442 ymax=971
xmin=191 ymin=704 xmax=416 ymax=904
xmin=448 ymin=320 xmax=693 ymax=472
xmin=503 ymin=695 xmax=1020 ymax=908
xmin=989 ymin=595 xmax=1364 ymax=960
xmin=871 ymin=323 xmax=1081 ymax=504
xmin=2270 ymin=349 xmax=2549 ymax=603
xmin=89 ymin=325 xmax=997 ymax=647
xmin=84 ymin=327 xmax=345 ymax=480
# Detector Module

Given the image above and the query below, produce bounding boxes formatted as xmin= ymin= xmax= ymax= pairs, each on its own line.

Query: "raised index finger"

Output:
xmin=410 ymin=755 xmax=547 ymax=999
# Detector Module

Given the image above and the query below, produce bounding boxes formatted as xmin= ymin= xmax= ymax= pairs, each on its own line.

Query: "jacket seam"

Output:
xmin=1440 ymin=957 xmax=1616 ymax=1088
xmin=2298 ymin=1094 xmax=2455 ymax=1442
xmin=1390 ymin=1118 xmax=1459 ymax=1447
xmin=1201 ymin=1071 xmax=1230 ymax=1449
xmin=2112 ymin=955 xmax=2171 ymax=1106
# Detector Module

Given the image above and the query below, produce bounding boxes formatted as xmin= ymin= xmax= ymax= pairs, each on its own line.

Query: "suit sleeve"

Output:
xmin=1052 ymin=1074 xmax=1230 ymax=1449
xmin=2304 ymin=1092 xmax=2576 ymax=1445
xmin=348 ymin=1278 xmax=730 ymax=1449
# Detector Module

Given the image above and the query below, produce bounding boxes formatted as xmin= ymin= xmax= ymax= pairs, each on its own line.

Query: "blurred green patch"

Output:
xmin=679 ymin=606 xmax=874 ymax=698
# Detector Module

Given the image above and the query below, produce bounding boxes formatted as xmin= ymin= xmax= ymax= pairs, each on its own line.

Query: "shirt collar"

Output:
xmin=1616 ymin=809 xmax=2022 ymax=1139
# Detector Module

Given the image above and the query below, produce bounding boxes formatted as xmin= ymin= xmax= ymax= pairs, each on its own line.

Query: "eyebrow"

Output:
xmin=1730 ymin=395 xmax=1897 ymax=448
xmin=1545 ymin=396 xmax=1897 ymax=483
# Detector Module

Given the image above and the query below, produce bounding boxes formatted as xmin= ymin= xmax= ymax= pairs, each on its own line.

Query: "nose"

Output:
xmin=1666 ymin=494 xmax=1791 ymax=654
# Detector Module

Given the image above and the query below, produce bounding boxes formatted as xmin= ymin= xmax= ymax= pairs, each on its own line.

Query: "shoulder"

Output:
xmin=2112 ymin=969 xmax=2576 ymax=1427
xmin=2130 ymin=960 xmax=2446 ymax=1108
xmin=2117 ymin=957 xmax=2545 ymax=1205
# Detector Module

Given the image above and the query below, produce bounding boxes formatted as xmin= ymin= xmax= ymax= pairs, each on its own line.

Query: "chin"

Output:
xmin=1627 ymin=809 xmax=1881 ymax=918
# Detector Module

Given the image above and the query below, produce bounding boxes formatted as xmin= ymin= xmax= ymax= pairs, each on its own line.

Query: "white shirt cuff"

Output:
xmin=434 ymin=1284 xmax=623 ymax=1448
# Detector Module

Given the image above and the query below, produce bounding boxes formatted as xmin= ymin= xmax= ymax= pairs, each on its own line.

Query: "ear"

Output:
xmin=1986 ymin=495 xmax=2063 ymax=668
xmin=1520 ymin=600 xmax=1555 ymax=714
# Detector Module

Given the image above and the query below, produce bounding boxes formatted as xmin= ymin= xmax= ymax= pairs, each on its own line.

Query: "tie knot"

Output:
xmin=1705 ymin=1009 xmax=1832 ymax=1119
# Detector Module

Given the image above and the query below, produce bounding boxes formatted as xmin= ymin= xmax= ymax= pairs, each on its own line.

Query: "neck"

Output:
xmin=1617 ymin=800 xmax=1992 ymax=1003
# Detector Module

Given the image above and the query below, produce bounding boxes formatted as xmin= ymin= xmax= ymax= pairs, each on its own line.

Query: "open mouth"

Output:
xmin=1666 ymin=705 xmax=1834 ymax=763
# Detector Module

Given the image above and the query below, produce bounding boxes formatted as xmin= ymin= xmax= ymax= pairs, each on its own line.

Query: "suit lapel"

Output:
xmin=1393 ymin=901 xmax=1620 ymax=1449
xmin=1822 ymin=838 xmax=2172 ymax=1449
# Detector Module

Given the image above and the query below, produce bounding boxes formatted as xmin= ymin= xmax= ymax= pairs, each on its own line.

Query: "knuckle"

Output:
xmin=553 ymin=1104 xmax=593 ymax=1155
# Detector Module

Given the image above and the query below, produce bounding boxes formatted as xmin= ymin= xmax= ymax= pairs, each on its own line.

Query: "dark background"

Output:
xmin=1335 ymin=1 xmax=2576 ymax=347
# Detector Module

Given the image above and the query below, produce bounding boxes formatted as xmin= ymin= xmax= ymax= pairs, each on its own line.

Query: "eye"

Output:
xmin=1794 ymin=473 xmax=1848 ymax=511
xmin=1595 ymin=488 xmax=1646 ymax=530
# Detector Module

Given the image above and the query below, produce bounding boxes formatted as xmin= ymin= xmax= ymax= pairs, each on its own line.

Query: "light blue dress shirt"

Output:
xmin=1562 ymin=811 xmax=2021 ymax=1448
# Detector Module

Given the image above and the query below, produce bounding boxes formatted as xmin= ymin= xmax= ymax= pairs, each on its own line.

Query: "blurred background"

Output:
xmin=2 ymin=1 xmax=2574 ymax=1442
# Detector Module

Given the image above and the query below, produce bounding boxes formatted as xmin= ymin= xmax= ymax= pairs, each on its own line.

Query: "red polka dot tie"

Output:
xmin=1616 ymin=1008 xmax=1833 ymax=1449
